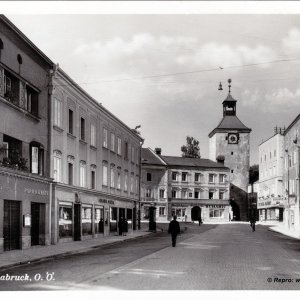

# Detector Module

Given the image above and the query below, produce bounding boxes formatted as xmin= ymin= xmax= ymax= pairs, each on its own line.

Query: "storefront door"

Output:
xmin=31 ymin=202 xmax=45 ymax=246
xmin=3 ymin=200 xmax=21 ymax=251
xmin=74 ymin=203 xmax=81 ymax=241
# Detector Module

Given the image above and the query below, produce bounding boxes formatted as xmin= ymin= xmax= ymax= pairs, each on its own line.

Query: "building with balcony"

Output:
xmin=0 ymin=15 xmax=54 ymax=252
xmin=141 ymin=148 xmax=231 ymax=223
xmin=257 ymin=130 xmax=284 ymax=223
xmin=282 ymin=114 xmax=300 ymax=235
xmin=50 ymin=67 xmax=143 ymax=243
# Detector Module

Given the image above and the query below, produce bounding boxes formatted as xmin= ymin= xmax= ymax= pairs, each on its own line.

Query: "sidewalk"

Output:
xmin=259 ymin=222 xmax=300 ymax=239
xmin=0 ymin=230 xmax=153 ymax=271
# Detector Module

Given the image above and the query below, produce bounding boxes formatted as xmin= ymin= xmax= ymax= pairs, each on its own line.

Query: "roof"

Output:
xmin=0 ymin=15 xmax=54 ymax=66
xmin=142 ymin=148 xmax=167 ymax=166
xmin=222 ymin=93 xmax=237 ymax=103
xmin=284 ymin=113 xmax=300 ymax=136
xmin=161 ymin=156 xmax=229 ymax=169
xmin=209 ymin=115 xmax=251 ymax=137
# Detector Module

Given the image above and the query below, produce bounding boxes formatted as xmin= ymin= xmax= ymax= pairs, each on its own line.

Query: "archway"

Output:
xmin=191 ymin=206 xmax=201 ymax=221
xmin=230 ymin=200 xmax=240 ymax=221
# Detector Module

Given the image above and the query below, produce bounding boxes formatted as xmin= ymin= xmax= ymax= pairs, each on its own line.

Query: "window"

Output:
xmin=68 ymin=109 xmax=73 ymax=134
xmin=219 ymin=174 xmax=226 ymax=183
xmin=91 ymin=123 xmax=96 ymax=147
xmin=172 ymin=190 xmax=177 ymax=198
xmin=130 ymin=174 xmax=134 ymax=193
xmin=30 ymin=142 xmax=44 ymax=175
xmin=124 ymin=172 xmax=128 ymax=191
xmin=124 ymin=141 xmax=129 ymax=159
xmin=182 ymin=190 xmax=187 ymax=198
xmin=131 ymin=146 xmax=135 ymax=161
xmin=195 ymin=173 xmax=200 ymax=182
xmin=54 ymin=98 xmax=62 ymax=127
xmin=26 ymin=86 xmax=39 ymax=116
xmin=68 ymin=162 xmax=73 ymax=185
xmin=182 ymin=172 xmax=187 ymax=182
xmin=80 ymin=118 xmax=85 ymax=141
xmin=231 ymin=152 xmax=234 ymax=155
xmin=294 ymin=150 xmax=297 ymax=165
xmin=159 ymin=207 xmax=166 ymax=216
xmin=117 ymin=137 xmax=122 ymax=155
xmin=103 ymin=128 xmax=108 ymax=148
xmin=110 ymin=166 xmax=115 ymax=188
xmin=146 ymin=188 xmax=151 ymax=197
xmin=194 ymin=190 xmax=199 ymax=199
xmin=117 ymin=171 xmax=121 ymax=190
xmin=209 ymin=189 xmax=215 ymax=199
xmin=102 ymin=164 xmax=108 ymax=186
xmin=110 ymin=133 xmax=115 ymax=152
xmin=91 ymin=168 xmax=96 ymax=189
xmin=79 ymin=161 xmax=86 ymax=188
xmin=270 ymin=152 xmax=272 ymax=159
xmin=172 ymin=172 xmax=177 ymax=181
xmin=209 ymin=209 xmax=224 ymax=218
xmin=135 ymin=176 xmax=139 ymax=194
xmin=231 ymin=170 xmax=234 ymax=173
xmin=159 ymin=189 xmax=165 ymax=199
xmin=219 ymin=190 xmax=225 ymax=200
xmin=209 ymin=174 xmax=215 ymax=183
xmin=189 ymin=192 xmax=193 ymax=198
xmin=147 ymin=173 xmax=152 ymax=181
xmin=53 ymin=151 xmax=62 ymax=182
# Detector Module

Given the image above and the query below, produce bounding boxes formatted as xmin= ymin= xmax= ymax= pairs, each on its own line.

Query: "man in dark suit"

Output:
xmin=168 ymin=215 xmax=181 ymax=247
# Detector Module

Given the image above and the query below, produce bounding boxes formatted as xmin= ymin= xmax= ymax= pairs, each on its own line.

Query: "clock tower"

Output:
xmin=208 ymin=79 xmax=251 ymax=221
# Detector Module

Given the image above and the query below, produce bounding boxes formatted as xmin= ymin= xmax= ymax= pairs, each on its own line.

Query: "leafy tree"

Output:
xmin=181 ymin=136 xmax=201 ymax=158
xmin=249 ymin=164 xmax=259 ymax=184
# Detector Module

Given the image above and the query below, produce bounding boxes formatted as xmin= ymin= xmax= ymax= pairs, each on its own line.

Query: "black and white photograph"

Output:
xmin=0 ymin=0 xmax=300 ymax=296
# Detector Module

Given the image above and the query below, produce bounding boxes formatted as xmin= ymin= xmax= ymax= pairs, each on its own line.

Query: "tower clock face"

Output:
xmin=228 ymin=133 xmax=239 ymax=144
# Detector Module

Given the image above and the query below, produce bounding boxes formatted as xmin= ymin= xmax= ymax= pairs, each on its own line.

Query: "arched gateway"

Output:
xmin=191 ymin=206 xmax=201 ymax=221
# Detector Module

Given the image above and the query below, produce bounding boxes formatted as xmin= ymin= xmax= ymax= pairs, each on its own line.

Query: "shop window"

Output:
xmin=209 ymin=209 xmax=224 ymax=218
xmin=30 ymin=142 xmax=44 ymax=175
xmin=80 ymin=117 xmax=85 ymax=141
xmin=82 ymin=206 xmax=92 ymax=235
xmin=95 ymin=207 xmax=104 ymax=234
xmin=59 ymin=206 xmax=73 ymax=238
xmin=68 ymin=109 xmax=74 ymax=134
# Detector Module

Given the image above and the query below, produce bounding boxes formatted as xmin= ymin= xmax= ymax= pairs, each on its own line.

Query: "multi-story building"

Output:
xmin=141 ymin=148 xmax=231 ymax=222
xmin=283 ymin=114 xmax=300 ymax=234
xmin=0 ymin=15 xmax=54 ymax=252
xmin=209 ymin=80 xmax=251 ymax=221
xmin=257 ymin=130 xmax=284 ymax=223
xmin=50 ymin=67 xmax=143 ymax=244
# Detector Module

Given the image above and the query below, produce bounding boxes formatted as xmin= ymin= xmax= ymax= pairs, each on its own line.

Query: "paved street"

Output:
xmin=1 ymin=223 xmax=300 ymax=290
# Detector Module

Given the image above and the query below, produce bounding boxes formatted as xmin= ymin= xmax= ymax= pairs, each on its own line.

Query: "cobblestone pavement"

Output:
xmin=0 ymin=223 xmax=300 ymax=290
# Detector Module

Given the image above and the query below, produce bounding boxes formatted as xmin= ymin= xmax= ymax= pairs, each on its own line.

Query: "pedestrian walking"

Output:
xmin=118 ymin=217 xmax=123 ymax=236
xmin=123 ymin=218 xmax=128 ymax=236
xmin=249 ymin=210 xmax=256 ymax=232
xmin=168 ymin=215 xmax=181 ymax=247
xmin=198 ymin=216 xmax=202 ymax=226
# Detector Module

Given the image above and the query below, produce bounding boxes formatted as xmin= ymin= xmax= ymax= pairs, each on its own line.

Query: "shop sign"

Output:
xmin=206 ymin=205 xmax=226 ymax=208
xmin=24 ymin=188 xmax=49 ymax=196
xmin=23 ymin=214 xmax=31 ymax=227
xmin=99 ymin=198 xmax=115 ymax=205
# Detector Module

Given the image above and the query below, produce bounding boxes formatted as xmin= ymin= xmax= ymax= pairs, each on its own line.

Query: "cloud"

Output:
xmin=282 ymin=28 xmax=300 ymax=55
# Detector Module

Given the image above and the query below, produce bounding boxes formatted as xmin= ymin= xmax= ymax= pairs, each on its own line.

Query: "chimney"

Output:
xmin=155 ymin=148 xmax=162 ymax=155
xmin=216 ymin=155 xmax=225 ymax=165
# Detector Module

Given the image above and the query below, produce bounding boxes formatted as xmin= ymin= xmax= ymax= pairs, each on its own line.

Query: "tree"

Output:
xmin=249 ymin=164 xmax=259 ymax=184
xmin=181 ymin=136 xmax=201 ymax=158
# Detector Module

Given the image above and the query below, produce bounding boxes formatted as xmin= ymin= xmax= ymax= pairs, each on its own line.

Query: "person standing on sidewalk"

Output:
xmin=168 ymin=215 xmax=181 ymax=247
xmin=249 ymin=209 xmax=256 ymax=232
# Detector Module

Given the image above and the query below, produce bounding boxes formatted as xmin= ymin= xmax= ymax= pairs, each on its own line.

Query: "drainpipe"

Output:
xmin=138 ymin=138 xmax=144 ymax=230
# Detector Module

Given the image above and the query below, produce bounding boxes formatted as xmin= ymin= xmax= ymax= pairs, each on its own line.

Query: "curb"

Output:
xmin=0 ymin=232 xmax=154 ymax=272
xmin=268 ymin=227 xmax=300 ymax=240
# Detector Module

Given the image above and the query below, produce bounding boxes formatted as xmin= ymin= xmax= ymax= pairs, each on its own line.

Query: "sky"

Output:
xmin=6 ymin=12 xmax=300 ymax=165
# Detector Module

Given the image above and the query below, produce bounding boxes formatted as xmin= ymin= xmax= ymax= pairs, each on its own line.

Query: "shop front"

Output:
xmin=53 ymin=185 xmax=135 ymax=243
xmin=257 ymin=197 xmax=284 ymax=223
xmin=0 ymin=168 xmax=52 ymax=253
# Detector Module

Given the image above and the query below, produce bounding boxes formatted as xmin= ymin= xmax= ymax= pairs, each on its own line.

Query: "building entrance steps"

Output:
xmin=0 ymin=230 xmax=152 ymax=271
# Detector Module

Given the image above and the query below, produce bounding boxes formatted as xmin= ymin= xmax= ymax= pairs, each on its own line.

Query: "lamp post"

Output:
xmin=285 ymin=149 xmax=290 ymax=230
